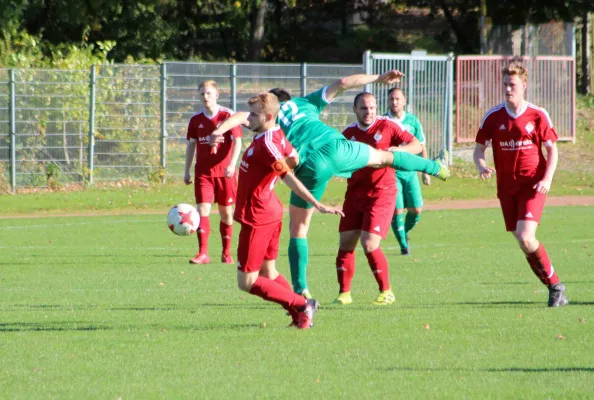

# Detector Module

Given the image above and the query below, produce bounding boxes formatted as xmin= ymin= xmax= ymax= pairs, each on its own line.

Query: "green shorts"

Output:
xmin=290 ymin=138 xmax=371 ymax=209
xmin=396 ymin=173 xmax=424 ymax=209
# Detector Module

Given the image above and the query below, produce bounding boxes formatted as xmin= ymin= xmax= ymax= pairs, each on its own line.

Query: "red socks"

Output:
xmin=365 ymin=248 xmax=391 ymax=291
xmin=526 ymin=244 xmax=560 ymax=285
xmin=220 ymin=222 xmax=233 ymax=256
xmin=336 ymin=249 xmax=356 ymax=292
xmin=249 ymin=276 xmax=307 ymax=310
xmin=197 ymin=216 xmax=210 ymax=255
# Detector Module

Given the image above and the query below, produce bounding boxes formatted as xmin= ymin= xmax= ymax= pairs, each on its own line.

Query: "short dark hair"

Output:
xmin=387 ymin=87 xmax=405 ymax=97
xmin=269 ymin=88 xmax=292 ymax=102
xmin=353 ymin=92 xmax=375 ymax=107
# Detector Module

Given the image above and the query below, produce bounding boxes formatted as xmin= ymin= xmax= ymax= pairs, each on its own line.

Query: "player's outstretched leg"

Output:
xmin=368 ymin=148 xmax=450 ymax=181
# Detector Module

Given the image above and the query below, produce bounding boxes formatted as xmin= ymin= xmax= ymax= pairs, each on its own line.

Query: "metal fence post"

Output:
xmin=160 ymin=63 xmax=167 ymax=169
xmin=88 ymin=65 xmax=96 ymax=184
xmin=363 ymin=50 xmax=372 ymax=93
xmin=447 ymin=53 xmax=454 ymax=163
xmin=408 ymin=56 xmax=414 ymax=112
xmin=8 ymin=69 xmax=16 ymax=192
xmin=300 ymin=63 xmax=307 ymax=96
xmin=230 ymin=64 xmax=237 ymax=110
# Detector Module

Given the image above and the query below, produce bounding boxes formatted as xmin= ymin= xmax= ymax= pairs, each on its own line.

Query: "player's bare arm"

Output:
xmin=282 ymin=172 xmax=344 ymax=216
xmin=324 ymin=70 xmax=405 ymax=102
xmin=534 ymin=142 xmax=558 ymax=194
xmin=183 ymin=140 xmax=197 ymax=184
xmin=473 ymin=143 xmax=495 ymax=180
xmin=209 ymin=112 xmax=249 ymax=145
xmin=388 ymin=138 xmax=422 ymax=155
xmin=225 ymin=137 xmax=242 ymax=178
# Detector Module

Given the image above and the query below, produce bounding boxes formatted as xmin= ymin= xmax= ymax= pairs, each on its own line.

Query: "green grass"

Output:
xmin=1 ymin=167 xmax=593 ymax=217
xmin=1 ymin=208 xmax=593 ymax=398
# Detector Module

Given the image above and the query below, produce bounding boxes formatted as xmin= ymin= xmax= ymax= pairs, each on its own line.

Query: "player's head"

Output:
xmin=247 ymin=93 xmax=280 ymax=133
xmin=502 ymin=62 xmax=528 ymax=104
xmin=268 ymin=88 xmax=292 ymax=103
xmin=387 ymin=87 xmax=406 ymax=116
xmin=199 ymin=80 xmax=219 ymax=107
xmin=352 ymin=92 xmax=377 ymax=128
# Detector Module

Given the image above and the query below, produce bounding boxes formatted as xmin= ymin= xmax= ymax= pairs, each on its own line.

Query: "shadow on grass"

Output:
xmin=386 ymin=366 xmax=594 ymax=373
xmin=0 ymin=322 xmax=112 ymax=332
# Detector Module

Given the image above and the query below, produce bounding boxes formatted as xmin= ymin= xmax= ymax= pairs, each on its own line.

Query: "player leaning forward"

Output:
xmin=234 ymin=93 xmax=343 ymax=328
xmin=473 ymin=62 xmax=568 ymax=307
xmin=210 ymin=69 xmax=450 ymax=297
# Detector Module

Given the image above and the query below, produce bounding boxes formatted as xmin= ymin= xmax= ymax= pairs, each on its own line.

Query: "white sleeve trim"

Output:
xmin=321 ymin=86 xmax=332 ymax=104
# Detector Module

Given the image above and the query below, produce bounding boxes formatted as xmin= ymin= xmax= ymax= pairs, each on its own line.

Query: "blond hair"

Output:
xmin=247 ymin=93 xmax=280 ymax=117
xmin=502 ymin=62 xmax=528 ymax=84
xmin=199 ymin=80 xmax=217 ymax=90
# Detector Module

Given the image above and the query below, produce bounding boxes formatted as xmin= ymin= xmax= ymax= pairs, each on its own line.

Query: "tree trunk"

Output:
xmin=582 ymin=12 xmax=591 ymax=95
xmin=248 ymin=0 xmax=267 ymax=61
xmin=436 ymin=0 xmax=473 ymax=53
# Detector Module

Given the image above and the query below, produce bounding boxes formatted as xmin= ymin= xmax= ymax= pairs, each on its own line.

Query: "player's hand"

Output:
xmin=478 ymin=165 xmax=495 ymax=180
xmin=183 ymin=172 xmax=192 ymax=185
xmin=225 ymin=165 xmax=235 ymax=178
xmin=534 ymin=178 xmax=552 ymax=194
xmin=315 ymin=203 xmax=344 ymax=217
xmin=208 ymin=131 xmax=225 ymax=146
xmin=376 ymin=70 xmax=405 ymax=85
xmin=422 ymin=173 xmax=431 ymax=185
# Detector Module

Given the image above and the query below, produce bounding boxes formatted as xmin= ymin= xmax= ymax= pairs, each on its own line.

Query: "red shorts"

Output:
xmin=194 ymin=174 xmax=237 ymax=205
xmin=339 ymin=191 xmax=396 ymax=239
xmin=498 ymin=187 xmax=547 ymax=231
xmin=237 ymin=222 xmax=282 ymax=273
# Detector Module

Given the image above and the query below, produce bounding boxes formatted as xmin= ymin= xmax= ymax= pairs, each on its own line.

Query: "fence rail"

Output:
xmin=0 ymin=56 xmax=577 ymax=190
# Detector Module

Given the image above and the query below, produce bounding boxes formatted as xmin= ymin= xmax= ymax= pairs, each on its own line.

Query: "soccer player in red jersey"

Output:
xmin=474 ymin=62 xmax=568 ymax=307
xmin=184 ymin=80 xmax=243 ymax=265
xmin=334 ymin=92 xmax=422 ymax=306
xmin=235 ymin=93 xmax=343 ymax=328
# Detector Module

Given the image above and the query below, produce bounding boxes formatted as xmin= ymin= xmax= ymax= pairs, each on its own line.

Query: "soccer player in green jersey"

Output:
xmin=386 ymin=88 xmax=430 ymax=255
xmin=210 ymin=70 xmax=450 ymax=297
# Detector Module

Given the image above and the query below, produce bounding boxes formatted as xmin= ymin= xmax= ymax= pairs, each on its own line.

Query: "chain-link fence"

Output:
xmin=164 ymin=62 xmax=362 ymax=179
xmin=1 ymin=62 xmax=363 ymax=189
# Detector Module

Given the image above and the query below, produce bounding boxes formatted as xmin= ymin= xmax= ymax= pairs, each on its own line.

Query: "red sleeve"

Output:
xmin=282 ymin=135 xmax=296 ymax=158
xmin=230 ymin=125 xmax=243 ymax=139
xmin=388 ymin=122 xmax=415 ymax=146
xmin=538 ymin=110 xmax=558 ymax=144
xmin=475 ymin=112 xmax=493 ymax=145
xmin=261 ymin=131 xmax=288 ymax=164
xmin=186 ymin=117 xmax=196 ymax=141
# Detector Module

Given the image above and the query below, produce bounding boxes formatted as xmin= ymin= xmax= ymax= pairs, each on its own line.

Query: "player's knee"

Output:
xmin=515 ymin=231 xmax=536 ymax=250
xmin=237 ymin=274 xmax=253 ymax=292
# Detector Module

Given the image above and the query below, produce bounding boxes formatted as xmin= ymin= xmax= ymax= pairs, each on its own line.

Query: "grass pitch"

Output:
xmin=0 ymin=206 xmax=593 ymax=399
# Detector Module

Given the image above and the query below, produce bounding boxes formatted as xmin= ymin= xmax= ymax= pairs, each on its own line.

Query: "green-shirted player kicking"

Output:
xmin=210 ymin=70 xmax=450 ymax=298
xmin=386 ymin=88 xmax=431 ymax=255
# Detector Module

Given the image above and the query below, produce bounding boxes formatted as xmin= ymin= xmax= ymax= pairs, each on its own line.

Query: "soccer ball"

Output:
xmin=167 ymin=204 xmax=200 ymax=236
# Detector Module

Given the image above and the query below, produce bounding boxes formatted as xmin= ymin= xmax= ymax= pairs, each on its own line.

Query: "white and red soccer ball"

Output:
xmin=167 ymin=204 xmax=200 ymax=236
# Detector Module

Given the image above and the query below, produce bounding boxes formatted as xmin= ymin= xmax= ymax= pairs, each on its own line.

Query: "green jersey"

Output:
xmin=277 ymin=87 xmax=344 ymax=163
xmin=386 ymin=111 xmax=426 ymax=179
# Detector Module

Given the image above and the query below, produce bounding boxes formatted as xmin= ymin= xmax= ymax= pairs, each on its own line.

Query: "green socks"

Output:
xmin=391 ymin=151 xmax=439 ymax=176
xmin=391 ymin=213 xmax=408 ymax=249
xmin=288 ymin=237 xmax=309 ymax=294
xmin=405 ymin=212 xmax=421 ymax=233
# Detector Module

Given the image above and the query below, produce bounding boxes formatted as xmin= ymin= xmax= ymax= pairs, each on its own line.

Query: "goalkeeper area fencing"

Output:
xmin=0 ymin=56 xmax=575 ymax=190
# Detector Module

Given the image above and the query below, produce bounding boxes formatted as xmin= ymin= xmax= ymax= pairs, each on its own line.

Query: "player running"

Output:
xmin=334 ymin=92 xmax=421 ymax=305
xmin=234 ymin=93 xmax=343 ymax=328
xmin=184 ymin=80 xmax=242 ymax=265
xmin=473 ymin=62 xmax=568 ymax=307
xmin=211 ymin=70 xmax=450 ymax=297
xmin=386 ymin=88 xmax=431 ymax=255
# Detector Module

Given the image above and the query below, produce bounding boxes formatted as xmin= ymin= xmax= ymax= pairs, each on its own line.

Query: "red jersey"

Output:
xmin=475 ymin=102 xmax=558 ymax=195
xmin=186 ymin=107 xmax=243 ymax=177
xmin=342 ymin=117 xmax=415 ymax=196
xmin=234 ymin=126 xmax=296 ymax=227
